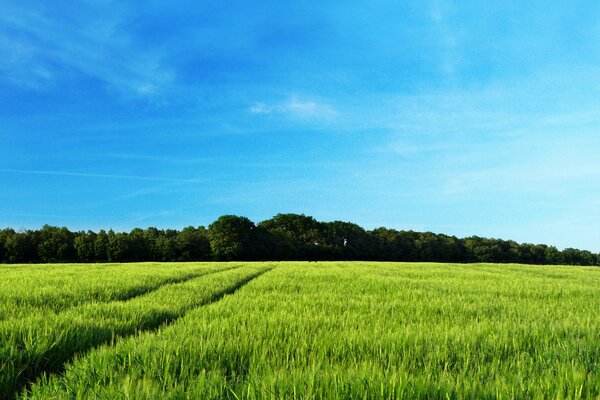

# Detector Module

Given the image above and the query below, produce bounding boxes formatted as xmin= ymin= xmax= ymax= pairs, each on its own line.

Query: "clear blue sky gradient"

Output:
xmin=1 ymin=1 xmax=599 ymax=251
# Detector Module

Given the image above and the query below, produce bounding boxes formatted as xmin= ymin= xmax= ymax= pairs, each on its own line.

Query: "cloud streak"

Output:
xmin=0 ymin=168 xmax=202 ymax=183
xmin=250 ymin=96 xmax=337 ymax=120
xmin=0 ymin=2 xmax=173 ymax=95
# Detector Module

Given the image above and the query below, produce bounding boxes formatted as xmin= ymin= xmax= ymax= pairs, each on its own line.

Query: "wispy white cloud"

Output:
xmin=249 ymin=103 xmax=271 ymax=114
xmin=0 ymin=2 xmax=173 ymax=95
xmin=249 ymin=96 xmax=337 ymax=120
xmin=438 ymin=137 xmax=600 ymax=199
xmin=429 ymin=0 xmax=449 ymax=23
xmin=107 ymin=153 xmax=216 ymax=165
xmin=0 ymin=212 xmax=79 ymax=220
xmin=427 ymin=0 xmax=462 ymax=77
xmin=0 ymin=168 xmax=201 ymax=183
xmin=78 ymin=183 xmax=187 ymax=211
xmin=373 ymin=139 xmax=457 ymax=157
xmin=130 ymin=210 xmax=179 ymax=224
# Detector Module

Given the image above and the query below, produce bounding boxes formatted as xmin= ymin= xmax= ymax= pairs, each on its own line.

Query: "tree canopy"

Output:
xmin=0 ymin=214 xmax=598 ymax=266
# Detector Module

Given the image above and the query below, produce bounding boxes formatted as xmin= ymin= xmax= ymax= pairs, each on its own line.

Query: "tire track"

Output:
xmin=3 ymin=266 xmax=272 ymax=400
xmin=1 ymin=265 xmax=239 ymax=322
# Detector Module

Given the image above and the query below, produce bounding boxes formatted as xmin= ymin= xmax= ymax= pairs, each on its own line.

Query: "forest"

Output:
xmin=0 ymin=213 xmax=597 ymax=265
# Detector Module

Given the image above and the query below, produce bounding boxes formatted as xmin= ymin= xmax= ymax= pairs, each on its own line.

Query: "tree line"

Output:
xmin=0 ymin=214 xmax=598 ymax=265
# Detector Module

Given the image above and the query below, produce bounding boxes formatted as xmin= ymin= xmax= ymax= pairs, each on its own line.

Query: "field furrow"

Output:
xmin=0 ymin=263 xmax=230 ymax=320
xmin=0 ymin=264 xmax=272 ymax=399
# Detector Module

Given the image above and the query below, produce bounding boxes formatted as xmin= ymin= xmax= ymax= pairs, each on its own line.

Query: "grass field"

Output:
xmin=2 ymin=262 xmax=600 ymax=399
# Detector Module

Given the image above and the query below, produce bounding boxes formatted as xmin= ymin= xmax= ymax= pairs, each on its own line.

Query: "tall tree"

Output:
xmin=74 ymin=231 xmax=97 ymax=262
xmin=3 ymin=230 xmax=38 ymax=263
xmin=0 ymin=229 xmax=11 ymax=263
xmin=94 ymin=230 xmax=109 ymax=262
xmin=36 ymin=225 xmax=76 ymax=263
xmin=155 ymin=229 xmax=179 ymax=262
xmin=176 ymin=226 xmax=211 ymax=261
xmin=128 ymin=228 xmax=150 ymax=261
xmin=259 ymin=214 xmax=326 ymax=260
xmin=208 ymin=216 xmax=256 ymax=260
xmin=107 ymin=231 xmax=131 ymax=262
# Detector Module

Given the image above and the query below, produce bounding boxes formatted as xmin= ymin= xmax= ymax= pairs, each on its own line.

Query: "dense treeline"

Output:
xmin=0 ymin=214 xmax=598 ymax=265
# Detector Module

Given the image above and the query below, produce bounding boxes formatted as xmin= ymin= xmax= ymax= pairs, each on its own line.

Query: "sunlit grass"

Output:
xmin=6 ymin=262 xmax=600 ymax=399
xmin=0 ymin=263 xmax=270 ymax=399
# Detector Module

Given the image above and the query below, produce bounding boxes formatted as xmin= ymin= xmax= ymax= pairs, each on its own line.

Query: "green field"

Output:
xmin=2 ymin=262 xmax=600 ymax=399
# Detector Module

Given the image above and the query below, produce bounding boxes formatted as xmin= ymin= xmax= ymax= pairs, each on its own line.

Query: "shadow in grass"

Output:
xmin=5 ymin=267 xmax=271 ymax=400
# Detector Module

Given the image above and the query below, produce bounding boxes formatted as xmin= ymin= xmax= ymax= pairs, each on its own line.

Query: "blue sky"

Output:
xmin=1 ymin=1 xmax=599 ymax=251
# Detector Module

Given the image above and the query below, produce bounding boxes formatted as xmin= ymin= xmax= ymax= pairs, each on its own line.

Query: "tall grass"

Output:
xmin=0 ymin=262 xmax=224 ymax=320
xmin=20 ymin=262 xmax=600 ymax=399
xmin=1 ymin=263 xmax=270 ymax=399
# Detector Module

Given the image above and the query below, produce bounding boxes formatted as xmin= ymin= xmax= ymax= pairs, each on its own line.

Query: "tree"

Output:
xmin=128 ymin=228 xmax=150 ymax=261
xmin=544 ymin=246 xmax=563 ymax=265
xmin=36 ymin=225 xmax=76 ymax=263
xmin=155 ymin=232 xmax=178 ymax=262
xmin=0 ymin=229 xmax=12 ymax=263
xmin=74 ymin=231 xmax=97 ymax=262
xmin=323 ymin=221 xmax=373 ymax=260
xmin=208 ymin=216 xmax=256 ymax=260
xmin=4 ymin=230 xmax=38 ymax=263
xmin=370 ymin=228 xmax=421 ymax=261
xmin=107 ymin=231 xmax=130 ymax=262
xmin=259 ymin=214 xmax=326 ymax=260
xmin=259 ymin=214 xmax=323 ymax=243
xmin=94 ymin=230 xmax=109 ymax=262
xmin=176 ymin=226 xmax=211 ymax=261
xmin=561 ymin=248 xmax=595 ymax=266
xmin=143 ymin=227 xmax=162 ymax=261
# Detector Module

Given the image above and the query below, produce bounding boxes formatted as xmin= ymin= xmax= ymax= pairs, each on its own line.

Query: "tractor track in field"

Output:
xmin=62 ymin=265 xmax=243 ymax=309
xmin=0 ymin=265 xmax=241 ymax=322
xmin=12 ymin=267 xmax=272 ymax=400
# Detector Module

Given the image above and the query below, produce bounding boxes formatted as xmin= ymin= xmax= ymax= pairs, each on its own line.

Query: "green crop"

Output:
xmin=1 ymin=262 xmax=270 ymax=399
xmin=0 ymin=262 xmax=225 ymax=320
xmin=3 ymin=262 xmax=600 ymax=399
